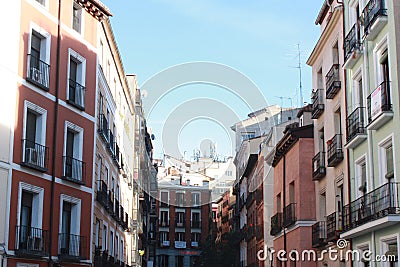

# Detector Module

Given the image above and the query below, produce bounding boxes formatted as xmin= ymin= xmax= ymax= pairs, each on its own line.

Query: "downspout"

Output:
xmin=339 ymin=1 xmax=354 ymax=266
xmin=282 ymin=155 xmax=286 ymax=267
xmin=48 ymin=0 xmax=62 ymax=266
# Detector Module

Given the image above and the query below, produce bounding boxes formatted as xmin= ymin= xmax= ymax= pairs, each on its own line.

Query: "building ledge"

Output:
xmin=345 ymin=134 xmax=367 ymax=149
xmin=340 ymin=215 xmax=400 ymax=239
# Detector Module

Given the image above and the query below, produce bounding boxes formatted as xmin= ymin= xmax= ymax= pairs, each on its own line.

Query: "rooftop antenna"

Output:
xmin=296 ymin=43 xmax=304 ymax=108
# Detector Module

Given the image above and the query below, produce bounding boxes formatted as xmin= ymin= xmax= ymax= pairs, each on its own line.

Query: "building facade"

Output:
xmin=307 ymin=1 xmax=351 ymax=265
xmin=155 ymin=168 xmax=211 ymax=267
xmin=341 ymin=0 xmax=400 ymax=265
xmin=5 ymin=2 xmax=111 ymax=267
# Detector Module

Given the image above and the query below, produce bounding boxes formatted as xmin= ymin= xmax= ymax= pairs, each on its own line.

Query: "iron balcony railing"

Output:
xmin=347 ymin=107 xmax=366 ymax=143
xmin=107 ymin=191 xmax=114 ymax=214
xmin=21 ymin=139 xmax=49 ymax=172
xmin=362 ymin=0 xmax=387 ymax=35
xmin=311 ymin=221 xmax=326 ymax=248
xmin=283 ymin=203 xmax=296 ymax=227
xmin=114 ymin=199 xmax=120 ymax=221
xmin=343 ymin=182 xmax=400 ymax=232
xmin=367 ymin=81 xmax=392 ymax=123
xmin=312 ymin=152 xmax=326 ymax=180
xmin=62 ymin=156 xmax=86 ymax=184
xmin=311 ymin=89 xmax=324 ymax=119
xmin=191 ymin=220 xmax=201 ymax=228
xmin=326 ymin=211 xmax=342 ymax=241
xmin=67 ymin=79 xmax=85 ymax=110
xmin=96 ymin=180 xmax=109 ymax=208
xmin=98 ymin=114 xmax=109 ymax=142
xmin=58 ymin=233 xmax=87 ymax=261
xmin=344 ymin=23 xmax=361 ymax=62
xmin=327 ymin=134 xmax=344 ymax=167
xmin=27 ymin=54 xmax=50 ymax=90
xmin=107 ymin=130 xmax=115 ymax=155
xmin=175 ymin=219 xmax=186 ymax=228
xmin=159 ymin=220 xmax=170 ymax=227
xmin=325 ymin=64 xmax=341 ymax=99
xmin=113 ymin=142 xmax=120 ymax=166
xmin=15 ymin=225 xmax=49 ymax=257
xmin=270 ymin=212 xmax=282 ymax=236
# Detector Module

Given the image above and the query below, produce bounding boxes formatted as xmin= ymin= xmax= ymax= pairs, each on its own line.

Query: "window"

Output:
xmin=59 ymin=195 xmax=81 ymax=256
xmin=102 ymin=224 xmax=108 ymax=250
xmin=355 ymin=156 xmax=367 ymax=197
xmin=35 ymin=0 xmax=46 ymax=6
xmin=160 ymin=191 xmax=169 ymax=206
xmin=159 ymin=255 xmax=169 ymax=267
xmin=67 ymin=50 xmax=86 ymax=110
xmin=110 ymin=229 xmax=114 ymax=256
xmin=176 ymin=212 xmax=185 ymax=226
xmin=95 ymin=219 xmax=100 ymax=247
xmin=63 ymin=122 xmax=84 ymax=183
xmin=22 ymin=101 xmax=47 ymax=170
xmin=115 ymin=235 xmax=119 ymax=260
xmin=175 ymin=232 xmax=185 ymax=242
xmin=96 ymin=155 xmax=102 ymax=190
xmin=160 ymin=232 xmax=169 ymax=242
xmin=191 ymin=232 xmax=200 ymax=242
xmin=379 ymin=137 xmax=394 ymax=182
xmin=191 ymin=212 xmax=200 ymax=223
xmin=120 ymin=239 xmax=124 ymax=262
xmin=385 ymin=144 xmax=394 ymax=179
xmin=160 ymin=211 xmax=169 ymax=226
xmin=191 ymin=192 xmax=200 ymax=206
xmin=72 ymin=2 xmax=82 ymax=33
xmin=176 ymin=192 xmax=185 ymax=206
xmin=225 ymin=171 xmax=232 ymax=176
xmin=28 ymin=26 xmax=50 ymax=89
xmin=241 ymin=132 xmax=255 ymax=142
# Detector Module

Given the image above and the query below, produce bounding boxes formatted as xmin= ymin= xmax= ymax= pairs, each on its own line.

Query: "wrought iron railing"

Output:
xmin=312 ymin=152 xmax=326 ymax=180
xmin=270 ymin=212 xmax=282 ymax=236
xmin=312 ymin=89 xmax=324 ymax=119
xmin=367 ymin=81 xmax=392 ymax=123
xmin=327 ymin=134 xmax=344 ymax=167
xmin=27 ymin=54 xmax=50 ymax=90
xmin=311 ymin=221 xmax=326 ymax=248
xmin=62 ymin=156 xmax=86 ymax=184
xmin=98 ymin=114 xmax=109 ymax=142
xmin=68 ymin=79 xmax=85 ymax=110
xmin=283 ymin=203 xmax=296 ymax=227
xmin=344 ymin=23 xmax=361 ymax=62
xmin=15 ymin=225 xmax=49 ymax=256
xmin=58 ymin=233 xmax=87 ymax=260
xmin=347 ymin=107 xmax=366 ymax=142
xmin=362 ymin=0 xmax=387 ymax=35
xmin=326 ymin=211 xmax=342 ymax=241
xmin=325 ymin=64 xmax=341 ymax=99
xmin=21 ymin=139 xmax=49 ymax=172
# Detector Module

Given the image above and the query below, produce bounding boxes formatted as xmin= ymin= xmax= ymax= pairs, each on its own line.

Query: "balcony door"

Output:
xmin=19 ymin=191 xmax=34 ymax=250
xmin=60 ymin=201 xmax=72 ymax=255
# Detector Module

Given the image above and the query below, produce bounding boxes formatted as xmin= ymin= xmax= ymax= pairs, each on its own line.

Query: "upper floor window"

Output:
xmin=59 ymin=195 xmax=82 ymax=257
xmin=191 ymin=193 xmax=200 ymax=206
xmin=176 ymin=192 xmax=185 ymax=206
xmin=72 ymin=2 xmax=83 ymax=33
xmin=67 ymin=49 xmax=86 ymax=110
xmin=27 ymin=27 xmax=50 ymax=90
xmin=35 ymin=0 xmax=46 ymax=6
xmin=63 ymin=122 xmax=85 ymax=184
xmin=379 ymin=136 xmax=394 ymax=182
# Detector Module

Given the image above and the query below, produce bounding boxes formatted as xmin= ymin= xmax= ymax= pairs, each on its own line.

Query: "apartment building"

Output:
xmin=5 ymin=1 xmax=110 ymax=267
xmin=155 ymin=167 xmax=211 ymax=267
xmin=341 ymin=0 xmax=400 ymax=264
xmin=306 ymin=1 xmax=350 ymax=265
xmin=270 ymin=113 xmax=315 ymax=267
xmin=93 ymin=17 xmax=138 ymax=267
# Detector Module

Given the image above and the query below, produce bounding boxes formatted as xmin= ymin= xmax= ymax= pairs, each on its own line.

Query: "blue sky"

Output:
xmin=101 ymin=0 xmax=323 ymax=159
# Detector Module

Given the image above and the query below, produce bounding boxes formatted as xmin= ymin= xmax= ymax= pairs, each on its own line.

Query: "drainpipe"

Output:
xmin=48 ymin=0 xmax=62 ymax=266
xmin=282 ymin=155 xmax=286 ymax=267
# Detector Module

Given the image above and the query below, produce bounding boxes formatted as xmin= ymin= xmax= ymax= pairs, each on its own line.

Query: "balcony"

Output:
xmin=312 ymin=152 xmax=326 ymax=180
xmin=311 ymin=221 xmax=326 ymax=248
xmin=160 ymin=240 xmax=170 ymax=247
xmin=67 ymin=79 xmax=85 ymax=110
xmin=96 ymin=180 xmax=109 ymax=208
xmin=327 ymin=134 xmax=344 ymax=167
xmin=21 ymin=139 xmax=49 ymax=172
xmin=367 ymin=81 xmax=393 ymax=130
xmin=175 ymin=220 xmax=185 ymax=228
xmin=346 ymin=107 xmax=367 ymax=148
xmin=191 ymin=220 xmax=201 ymax=229
xmin=342 ymin=182 xmax=400 ymax=238
xmin=15 ymin=225 xmax=49 ymax=257
xmin=97 ymin=114 xmax=109 ymax=142
xmin=107 ymin=130 xmax=115 ymax=155
xmin=362 ymin=0 xmax=388 ymax=41
xmin=94 ymin=247 xmax=109 ymax=267
xmin=191 ymin=241 xmax=199 ymax=247
xmin=113 ymin=199 xmax=120 ymax=221
xmin=62 ymin=156 xmax=86 ymax=184
xmin=270 ymin=212 xmax=282 ymax=236
xmin=26 ymin=54 xmax=50 ymax=90
xmin=159 ymin=220 xmax=170 ymax=227
xmin=325 ymin=64 xmax=341 ymax=99
xmin=58 ymin=233 xmax=87 ymax=261
xmin=283 ymin=203 xmax=296 ymax=227
xmin=326 ymin=211 xmax=342 ymax=242
xmin=174 ymin=241 xmax=186 ymax=249
xmin=311 ymin=89 xmax=324 ymax=119
xmin=112 ymin=142 xmax=120 ymax=167
xmin=344 ymin=23 xmax=362 ymax=69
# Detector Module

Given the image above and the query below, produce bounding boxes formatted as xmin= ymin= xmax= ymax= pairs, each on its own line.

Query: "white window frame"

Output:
xmin=102 ymin=221 xmax=108 ymax=251
xmin=191 ymin=192 xmax=200 ymax=206
xmin=59 ymin=194 xmax=82 ymax=236
xmin=66 ymin=48 xmax=86 ymax=105
xmin=120 ymin=239 xmax=124 ymax=262
xmin=373 ymin=34 xmax=389 ymax=87
xmin=354 ymin=154 xmax=368 ymax=198
xmin=63 ymin=121 xmax=84 ymax=161
xmin=378 ymin=134 xmax=395 ymax=185
xmin=352 ymin=65 xmax=364 ymax=110
xmin=23 ymin=100 xmax=47 ymax=145
xmin=109 ymin=228 xmax=115 ymax=256
xmin=17 ymin=182 xmax=44 ymax=228
xmin=28 ymin=23 xmax=51 ymax=64
xmin=72 ymin=1 xmax=84 ymax=34
xmin=379 ymin=234 xmax=399 ymax=267
xmin=356 ymin=242 xmax=371 ymax=267
xmin=115 ymin=233 xmax=119 ymax=260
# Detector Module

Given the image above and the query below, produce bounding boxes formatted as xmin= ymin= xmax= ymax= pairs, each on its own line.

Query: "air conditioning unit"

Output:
xmin=31 ymin=67 xmax=42 ymax=84
xmin=25 ymin=148 xmax=38 ymax=165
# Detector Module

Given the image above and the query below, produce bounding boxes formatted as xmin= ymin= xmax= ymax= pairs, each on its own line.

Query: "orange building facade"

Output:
xmin=6 ymin=1 xmax=110 ymax=267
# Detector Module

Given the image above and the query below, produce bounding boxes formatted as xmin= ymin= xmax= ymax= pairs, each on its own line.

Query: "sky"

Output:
xmin=101 ymin=0 xmax=323 ymax=159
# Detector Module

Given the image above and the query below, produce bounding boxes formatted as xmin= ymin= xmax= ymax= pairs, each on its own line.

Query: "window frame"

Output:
xmin=378 ymin=135 xmax=395 ymax=184
xmin=17 ymin=182 xmax=44 ymax=229
xmin=72 ymin=1 xmax=84 ymax=34
xmin=23 ymin=100 xmax=47 ymax=145
xmin=66 ymin=49 xmax=86 ymax=109
xmin=58 ymin=194 xmax=82 ymax=236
